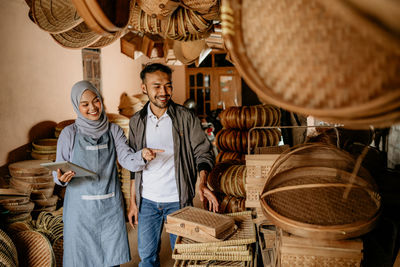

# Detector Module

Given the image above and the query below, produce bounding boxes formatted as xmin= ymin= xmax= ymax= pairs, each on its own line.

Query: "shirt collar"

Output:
xmin=147 ymin=104 xmax=169 ymax=120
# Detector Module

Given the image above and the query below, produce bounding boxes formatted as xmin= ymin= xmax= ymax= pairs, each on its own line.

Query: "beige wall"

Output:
xmin=0 ymin=0 xmax=186 ymax=167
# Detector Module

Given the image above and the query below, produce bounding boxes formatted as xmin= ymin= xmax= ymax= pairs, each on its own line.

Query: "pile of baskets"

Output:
xmin=216 ymin=105 xmax=281 ymax=163
xmin=221 ymin=0 xmax=400 ymax=128
xmin=8 ymin=160 xmax=58 ymax=220
xmin=30 ymin=139 xmax=57 ymax=161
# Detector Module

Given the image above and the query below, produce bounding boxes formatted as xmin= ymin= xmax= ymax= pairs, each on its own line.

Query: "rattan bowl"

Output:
xmin=221 ymin=0 xmax=400 ymax=127
xmin=260 ymin=143 xmax=381 ymax=240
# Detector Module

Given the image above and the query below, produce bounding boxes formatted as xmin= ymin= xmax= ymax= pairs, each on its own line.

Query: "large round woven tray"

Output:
xmin=14 ymin=230 xmax=55 ymax=267
xmin=0 ymin=229 xmax=18 ymax=267
xmin=221 ymin=0 xmax=400 ymax=127
xmin=8 ymin=160 xmax=52 ymax=178
xmin=260 ymin=144 xmax=381 ymax=240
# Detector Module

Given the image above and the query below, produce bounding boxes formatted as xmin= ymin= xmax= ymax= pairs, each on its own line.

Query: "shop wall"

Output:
xmin=0 ymin=0 xmax=186 ymax=167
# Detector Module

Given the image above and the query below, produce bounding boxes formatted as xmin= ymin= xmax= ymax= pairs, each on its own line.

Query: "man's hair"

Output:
xmin=140 ymin=63 xmax=172 ymax=83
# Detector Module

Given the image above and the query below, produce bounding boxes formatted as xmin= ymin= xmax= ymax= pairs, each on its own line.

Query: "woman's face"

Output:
xmin=79 ymin=89 xmax=102 ymax=120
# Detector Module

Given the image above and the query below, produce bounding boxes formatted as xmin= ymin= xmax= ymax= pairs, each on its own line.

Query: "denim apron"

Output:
xmin=63 ymin=130 xmax=130 ymax=267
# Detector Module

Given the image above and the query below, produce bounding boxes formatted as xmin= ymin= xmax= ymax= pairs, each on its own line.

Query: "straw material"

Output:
xmin=260 ymin=143 xmax=381 ymax=240
xmin=5 ymin=213 xmax=32 ymax=224
xmin=172 ymin=248 xmax=252 ymax=261
xmin=174 ymin=259 xmax=249 ymax=267
xmin=215 ymin=151 xmax=245 ymax=164
xmin=2 ymin=201 xmax=35 ymax=214
xmin=32 ymin=0 xmax=82 ymax=34
xmin=0 ymin=195 xmax=30 ymax=206
xmin=137 ymin=0 xmax=180 ymax=19
xmin=174 ymin=211 xmax=256 ymax=249
xmin=0 ymin=229 xmax=18 ymax=267
xmin=181 ymin=0 xmax=218 ymax=13
xmin=176 ymin=244 xmax=248 ymax=254
xmin=14 ymin=230 xmax=55 ymax=267
xmin=173 ymin=40 xmax=206 ymax=65
xmin=221 ymin=0 xmax=400 ymax=128
xmin=32 ymin=139 xmax=57 ymax=152
xmin=33 ymin=195 xmax=58 ymax=207
xmin=51 ymin=21 xmax=102 ymax=49
xmin=8 ymin=160 xmax=52 ymax=178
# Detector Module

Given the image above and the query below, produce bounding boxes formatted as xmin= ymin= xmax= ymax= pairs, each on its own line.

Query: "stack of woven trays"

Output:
xmin=169 ymin=210 xmax=256 ymax=266
xmin=221 ymin=0 xmax=400 ymax=128
xmin=208 ymin=160 xmax=246 ymax=213
xmin=0 ymin=188 xmax=34 ymax=224
xmin=8 ymin=160 xmax=57 ymax=219
xmin=31 ymin=138 xmax=58 ymax=161
xmin=259 ymin=143 xmax=381 ymax=266
xmin=54 ymin=119 xmax=75 ymax=138
xmin=118 ymin=167 xmax=131 ymax=216
xmin=0 ymin=229 xmax=18 ymax=267
xmin=216 ymin=105 xmax=281 ymax=163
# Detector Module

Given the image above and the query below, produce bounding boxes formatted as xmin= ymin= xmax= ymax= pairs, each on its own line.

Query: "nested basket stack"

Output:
xmin=210 ymin=105 xmax=281 ymax=214
xmin=168 ymin=209 xmax=256 ymax=266
xmin=0 ymin=228 xmax=18 ymax=267
xmin=8 ymin=160 xmax=58 ymax=220
xmin=259 ymin=143 xmax=381 ymax=266
xmin=221 ymin=0 xmax=400 ymax=128
xmin=30 ymin=138 xmax=58 ymax=161
xmin=0 ymin=189 xmax=33 ymax=224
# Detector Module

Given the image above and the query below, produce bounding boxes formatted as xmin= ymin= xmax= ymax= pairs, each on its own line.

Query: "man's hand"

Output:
xmin=127 ymin=202 xmax=138 ymax=229
xmin=198 ymin=170 xmax=219 ymax=213
xmin=142 ymin=148 xmax=165 ymax=162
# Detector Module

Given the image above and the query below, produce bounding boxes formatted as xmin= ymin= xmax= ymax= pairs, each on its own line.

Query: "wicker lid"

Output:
xmin=8 ymin=160 xmax=52 ymax=178
xmin=260 ymin=144 xmax=381 ymax=240
xmin=221 ymin=0 xmax=400 ymax=127
xmin=51 ymin=21 xmax=103 ymax=49
xmin=32 ymin=139 xmax=57 ymax=152
xmin=32 ymin=0 xmax=83 ymax=34
xmin=14 ymin=230 xmax=55 ymax=267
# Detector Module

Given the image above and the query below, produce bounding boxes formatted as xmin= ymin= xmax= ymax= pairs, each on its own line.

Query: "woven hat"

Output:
xmin=173 ymin=39 xmax=206 ymax=65
xmin=180 ymin=0 xmax=218 ymax=13
xmin=137 ymin=0 xmax=180 ymax=20
xmin=51 ymin=21 xmax=102 ymax=49
xmin=32 ymin=0 xmax=83 ymax=33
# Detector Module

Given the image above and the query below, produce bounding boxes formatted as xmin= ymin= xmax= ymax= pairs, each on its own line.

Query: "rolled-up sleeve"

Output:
xmin=111 ymin=124 xmax=147 ymax=172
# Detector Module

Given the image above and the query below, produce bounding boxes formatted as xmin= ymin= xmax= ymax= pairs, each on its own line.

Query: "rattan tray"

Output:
xmin=174 ymin=259 xmax=251 ymax=267
xmin=8 ymin=160 xmax=52 ymax=178
xmin=172 ymin=248 xmax=252 ymax=261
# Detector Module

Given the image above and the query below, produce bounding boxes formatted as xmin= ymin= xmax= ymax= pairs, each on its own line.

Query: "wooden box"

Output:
xmin=120 ymin=32 xmax=142 ymax=60
xmin=277 ymin=230 xmax=363 ymax=267
xmin=165 ymin=207 xmax=236 ymax=243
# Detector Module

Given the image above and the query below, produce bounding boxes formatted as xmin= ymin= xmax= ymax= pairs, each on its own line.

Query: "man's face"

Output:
xmin=142 ymin=70 xmax=173 ymax=110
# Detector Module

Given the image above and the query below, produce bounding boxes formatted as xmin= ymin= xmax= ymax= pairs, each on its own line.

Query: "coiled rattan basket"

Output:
xmin=221 ymin=0 xmax=400 ymax=128
xmin=260 ymin=143 xmax=381 ymax=240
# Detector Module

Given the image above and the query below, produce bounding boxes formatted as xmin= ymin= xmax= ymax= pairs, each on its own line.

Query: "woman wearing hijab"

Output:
xmin=54 ymin=80 xmax=161 ymax=266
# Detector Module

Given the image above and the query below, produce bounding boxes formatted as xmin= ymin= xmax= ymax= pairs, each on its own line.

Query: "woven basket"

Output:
xmin=219 ymin=105 xmax=280 ymax=130
xmin=215 ymin=128 xmax=280 ymax=153
xmin=181 ymin=0 xmax=218 ymax=13
xmin=215 ymin=151 xmax=245 ymax=164
xmin=8 ymin=160 xmax=52 ymax=178
xmin=260 ymin=143 xmax=381 ymax=240
xmin=221 ymin=0 xmax=400 ymax=128
xmin=137 ymin=0 xmax=180 ymax=20
xmin=0 ymin=229 xmax=18 ymax=267
xmin=32 ymin=0 xmax=83 ymax=34
xmin=174 ymin=259 xmax=249 ymax=267
xmin=54 ymin=119 xmax=75 ymax=138
xmin=14 ymin=230 xmax=55 ymax=267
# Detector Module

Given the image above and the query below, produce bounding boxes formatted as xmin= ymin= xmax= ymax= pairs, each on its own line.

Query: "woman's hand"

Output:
xmin=57 ymin=169 xmax=75 ymax=184
xmin=142 ymin=148 xmax=164 ymax=162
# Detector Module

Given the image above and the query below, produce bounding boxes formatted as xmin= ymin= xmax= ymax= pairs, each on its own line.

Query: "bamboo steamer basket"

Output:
xmin=260 ymin=144 xmax=381 ymax=240
xmin=30 ymin=187 xmax=55 ymax=200
xmin=215 ymin=151 xmax=245 ymax=164
xmin=14 ymin=230 xmax=55 ymax=267
xmin=221 ymin=0 xmax=400 ymax=128
xmin=219 ymin=105 xmax=280 ymax=129
xmin=32 ymin=138 xmax=57 ymax=152
xmin=31 ymin=151 xmax=56 ymax=161
xmin=0 ymin=229 xmax=18 ymax=267
xmin=2 ymin=201 xmax=35 ymax=214
xmin=12 ymin=175 xmax=54 ymax=184
xmin=137 ymin=0 xmax=180 ymax=20
xmin=8 ymin=160 xmax=52 ymax=178
xmin=10 ymin=178 xmax=55 ymax=191
xmin=33 ymin=195 xmax=58 ymax=207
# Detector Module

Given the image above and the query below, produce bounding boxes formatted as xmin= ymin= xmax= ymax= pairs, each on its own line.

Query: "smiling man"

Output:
xmin=128 ymin=63 xmax=218 ymax=267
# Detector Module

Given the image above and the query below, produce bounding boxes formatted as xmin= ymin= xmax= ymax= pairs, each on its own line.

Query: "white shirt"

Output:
xmin=141 ymin=105 xmax=179 ymax=202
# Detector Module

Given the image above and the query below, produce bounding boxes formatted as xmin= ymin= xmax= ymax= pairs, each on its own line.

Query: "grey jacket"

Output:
xmin=129 ymin=101 xmax=215 ymax=208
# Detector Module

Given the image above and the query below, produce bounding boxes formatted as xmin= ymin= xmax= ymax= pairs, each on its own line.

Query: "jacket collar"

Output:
xmin=139 ymin=100 xmax=177 ymax=120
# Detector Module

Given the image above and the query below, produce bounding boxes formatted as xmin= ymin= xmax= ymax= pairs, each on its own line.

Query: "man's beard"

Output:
xmin=149 ymin=95 xmax=170 ymax=109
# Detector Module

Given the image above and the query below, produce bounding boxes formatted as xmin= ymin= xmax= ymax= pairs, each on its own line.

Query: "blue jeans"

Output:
xmin=138 ymin=198 xmax=180 ymax=267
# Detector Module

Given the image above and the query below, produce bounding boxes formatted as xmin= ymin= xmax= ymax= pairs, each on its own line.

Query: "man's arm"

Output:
xmin=198 ymin=169 xmax=219 ymax=212
xmin=127 ymin=179 xmax=138 ymax=229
